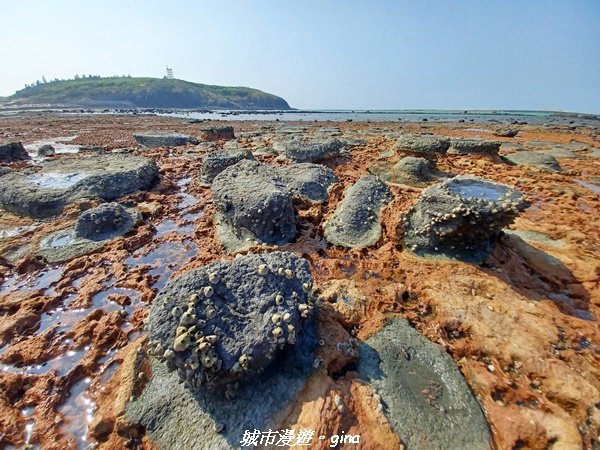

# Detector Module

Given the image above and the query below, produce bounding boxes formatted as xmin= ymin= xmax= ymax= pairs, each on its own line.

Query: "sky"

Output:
xmin=1 ymin=0 xmax=599 ymax=112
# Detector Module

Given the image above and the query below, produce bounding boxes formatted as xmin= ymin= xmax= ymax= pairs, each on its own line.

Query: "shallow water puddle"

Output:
xmin=0 ymin=267 xmax=64 ymax=295
xmin=125 ymin=241 xmax=198 ymax=289
xmin=0 ymin=346 xmax=87 ymax=377
xmin=448 ymin=181 xmax=506 ymax=201
xmin=57 ymin=376 xmax=96 ymax=448
xmin=91 ymin=286 xmax=143 ymax=315
xmin=155 ymin=219 xmax=195 ymax=237
xmin=575 ymin=179 xmax=600 ymax=195
xmin=24 ymin=137 xmax=81 ymax=156
xmin=0 ymin=224 xmax=39 ymax=240
xmin=25 ymin=172 xmax=89 ymax=189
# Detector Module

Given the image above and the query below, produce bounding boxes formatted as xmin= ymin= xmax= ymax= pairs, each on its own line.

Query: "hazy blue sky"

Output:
xmin=2 ymin=1 xmax=599 ymax=112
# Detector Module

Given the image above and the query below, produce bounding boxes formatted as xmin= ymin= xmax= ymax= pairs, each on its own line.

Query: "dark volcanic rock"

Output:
xmin=357 ymin=318 xmax=491 ymax=450
xmin=212 ymin=160 xmax=296 ymax=251
xmin=447 ymin=139 xmax=501 ymax=158
xmin=200 ymin=126 xmax=235 ymax=141
xmin=0 ymin=154 xmax=159 ymax=218
xmin=146 ymin=251 xmax=316 ymax=390
xmin=389 ymin=156 xmax=436 ymax=185
xmin=74 ymin=202 xmax=136 ymax=241
xmin=37 ymin=203 xmax=141 ymax=263
xmin=394 ymin=134 xmax=450 ymax=156
xmin=504 ymin=151 xmax=563 ymax=172
xmin=199 ymin=150 xmax=254 ymax=185
xmin=404 ymin=175 xmax=529 ymax=262
xmin=37 ymin=144 xmax=56 ymax=157
xmin=324 ymin=175 xmax=393 ymax=248
xmin=133 ymin=133 xmax=198 ymax=148
xmin=276 ymin=163 xmax=338 ymax=203
xmin=493 ymin=127 xmax=518 ymax=137
xmin=0 ymin=142 xmax=30 ymax=161
xmin=273 ymin=137 xmax=345 ymax=162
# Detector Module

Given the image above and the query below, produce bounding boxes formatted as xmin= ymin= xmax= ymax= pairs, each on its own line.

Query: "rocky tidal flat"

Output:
xmin=0 ymin=112 xmax=599 ymax=449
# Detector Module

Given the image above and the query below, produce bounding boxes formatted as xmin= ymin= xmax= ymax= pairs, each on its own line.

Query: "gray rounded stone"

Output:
xmin=199 ymin=150 xmax=254 ymax=185
xmin=324 ymin=175 xmax=393 ymax=248
xmin=0 ymin=154 xmax=159 ymax=218
xmin=394 ymin=134 xmax=450 ymax=156
xmin=74 ymin=202 xmax=136 ymax=240
xmin=0 ymin=142 xmax=30 ymax=161
xmin=212 ymin=160 xmax=296 ymax=251
xmin=133 ymin=133 xmax=198 ymax=148
xmin=404 ymin=175 xmax=529 ymax=262
xmin=146 ymin=251 xmax=316 ymax=390
xmin=37 ymin=203 xmax=141 ymax=263
xmin=276 ymin=163 xmax=338 ymax=203
xmin=390 ymin=156 xmax=436 ymax=185
xmin=273 ymin=137 xmax=345 ymax=162
xmin=37 ymin=144 xmax=56 ymax=157
xmin=447 ymin=139 xmax=501 ymax=157
xmin=504 ymin=151 xmax=563 ymax=172
xmin=357 ymin=318 xmax=491 ymax=450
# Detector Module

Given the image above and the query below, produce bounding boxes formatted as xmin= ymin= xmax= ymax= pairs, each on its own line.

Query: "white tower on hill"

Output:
xmin=166 ymin=66 xmax=174 ymax=79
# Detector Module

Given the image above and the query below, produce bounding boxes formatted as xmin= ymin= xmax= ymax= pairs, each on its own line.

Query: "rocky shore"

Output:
xmin=0 ymin=112 xmax=599 ymax=450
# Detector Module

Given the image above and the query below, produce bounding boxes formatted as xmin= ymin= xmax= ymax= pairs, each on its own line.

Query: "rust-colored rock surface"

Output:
xmin=0 ymin=113 xmax=598 ymax=449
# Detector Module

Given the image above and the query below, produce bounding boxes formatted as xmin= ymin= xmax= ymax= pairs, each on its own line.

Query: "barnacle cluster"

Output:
xmin=146 ymin=251 xmax=317 ymax=393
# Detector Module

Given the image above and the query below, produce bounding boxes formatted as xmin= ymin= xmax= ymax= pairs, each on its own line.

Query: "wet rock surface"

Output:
xmin=505 ymin=150 xmax=563 ymax=172
xmin=394 ymin=133 xmax=450 ymax=156
xmin=146 ymin=251 xmax=316 ymax=390
xmin=74 ymin=202 xmax=137 ymax=240
xmin=358 ymin=318 xmax=491 ymax=450
xmin=404 ymin=175 xmax=529 ymax=261
xmin=199 ymin=149 xmax=254 ymax=185
xmin=0 ymin=154 xmax=159 ymax=218
xmin=273 ymin=136 xmax=345 ymax=162
xmin=0 ymin=142 xmax=30 ymax=161
xmin=212 ymin=160 xmax=296 ymax=251
xmin=276 ymin=163 xmax=338 ymax=203
xmin=37 ymin=202 xmax=140 ymax=263
xmin=325 ymin=175 xmax=393 ymax=248
xmin=133 ymin=132 xmax=198 ymax=148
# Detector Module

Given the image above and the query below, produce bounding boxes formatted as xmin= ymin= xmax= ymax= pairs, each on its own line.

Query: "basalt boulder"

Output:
xmin=504 ymin=151 xmax=563 ymax=172
xmin=447 ymin=139 xmax=501 ymax=158
xmin=199 ymin=150 xmax=255 ymax=185
xmin=211 ymin=160 xmax=296 ymax=251
xmin=273 ymin=137 xmax=346 ymax=163
xmin=394 ymin=134 xmax=450 ymax=156
xmin=145 ymin=251 xmax=317 ymax=391
xmin=38 ymin=202 xmax=141 ymax=263
xmin=324 ymin=175 xmax=393 ymax=248
xmin=0 ymin=142 xmax=30 ymax=161
xmin=0 ymin=154 xmax=159 ymax=218
xmin=74 ymin=202 xmax=136 ymax=240
xmin=200 ymin=126 xmax=235 ymax=141
xmin=133 ymin=133 xmax=198 ymax=148
xmin=357 ymin=318 xmax=491 ymax=450
xmin=37 ymin=144 xmax=56 ymax=157
xmin=276 ymin=163 xmax=338 ymax=203
xmin=404 ymin=175 xmax=529 ymax=262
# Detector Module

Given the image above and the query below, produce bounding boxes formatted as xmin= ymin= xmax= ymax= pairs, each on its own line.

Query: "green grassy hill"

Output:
xmin=3 ymin=77 xmax=291 ymax=110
